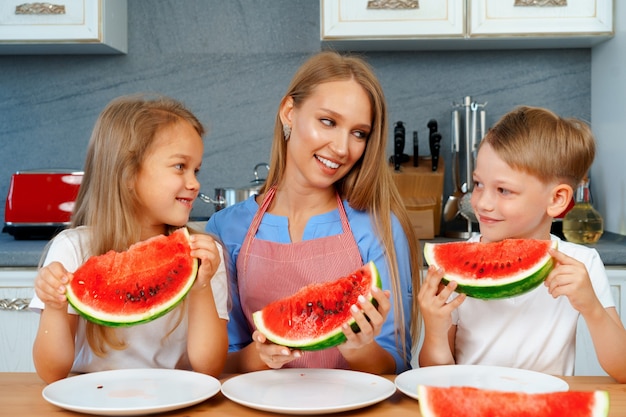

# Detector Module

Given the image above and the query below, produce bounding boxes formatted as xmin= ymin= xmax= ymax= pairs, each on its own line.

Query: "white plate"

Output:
xmin=221 ymin=368 xmax=396 ymax=415
xmin=42 ymin=368 xmax=221 ymax=416
xmin=395 ymin=365 xmax=569 ymax=400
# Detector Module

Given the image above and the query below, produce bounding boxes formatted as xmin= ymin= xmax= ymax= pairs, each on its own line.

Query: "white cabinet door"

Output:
xmin=470 ymin=0 xmax=613 ymax=37
xmin=0 ymin=270 xmax=38 ymax=372
xmin=321 ymin=0 xmax=613 ymax=50
xmin=574 ymin=267 xmax=626 ymax=376
xmin=321 ymin=0 xmax=464 ymax=39
xmin=0 ymin=0 xmax=127 ymax=54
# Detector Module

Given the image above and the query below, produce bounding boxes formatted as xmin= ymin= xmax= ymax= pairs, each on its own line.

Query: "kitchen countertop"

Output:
xmin=1 ymin=229 xmax=625 ymax=268
xmin=3 ymin=373 xmax=625 ymax=417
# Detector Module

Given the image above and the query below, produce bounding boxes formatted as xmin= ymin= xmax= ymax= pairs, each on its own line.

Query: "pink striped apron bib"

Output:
xmin=237 ymin=186 xmax=363 ymax=368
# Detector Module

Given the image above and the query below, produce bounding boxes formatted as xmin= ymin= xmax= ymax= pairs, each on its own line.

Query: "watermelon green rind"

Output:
xmin=66 ymin=228 xmax=198 ymax=327
xmin=252 ymin=261 xmax=381 ymax=351
xmin=423 ymin=239 xmax=557 ymax=299
xmin=417 ymin=385 xmax=609 ymax=417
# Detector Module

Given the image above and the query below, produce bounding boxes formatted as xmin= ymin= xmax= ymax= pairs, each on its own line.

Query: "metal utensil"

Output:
xmin=459 ymin=101 xmax=478 ymax=223
xmin=443 ymin=110 xmax=462 ymax=222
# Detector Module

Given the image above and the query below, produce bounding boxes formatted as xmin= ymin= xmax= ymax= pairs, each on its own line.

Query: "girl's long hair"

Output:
xmin=70 ymin=94 xmax=204 ymax=355
xmin=261 ymin=52 xmax=421 ymax=366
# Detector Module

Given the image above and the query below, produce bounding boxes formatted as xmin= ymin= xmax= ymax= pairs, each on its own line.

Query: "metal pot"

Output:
xmin=199 ymin=163 xmax=269 ymax=211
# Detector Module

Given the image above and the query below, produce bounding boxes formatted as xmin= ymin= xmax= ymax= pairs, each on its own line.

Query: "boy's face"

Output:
xmin=470 ymin=142 xmax=555 ymax=243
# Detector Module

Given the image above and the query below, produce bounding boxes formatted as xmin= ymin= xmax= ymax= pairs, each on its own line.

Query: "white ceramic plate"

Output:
xmin=395 ymin=365 xmax=569 ymax=400
xmin=221 ymin=368 xmax=396 ymax=415
xmin=42 ymin=368 xmax=221 ymax=416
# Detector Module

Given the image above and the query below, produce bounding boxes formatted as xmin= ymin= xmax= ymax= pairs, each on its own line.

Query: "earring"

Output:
xmin=283 ymin=124 xmax=291 ymax=141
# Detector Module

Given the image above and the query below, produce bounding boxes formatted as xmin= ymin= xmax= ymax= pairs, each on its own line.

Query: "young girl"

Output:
xmin=206 ymin=51 xmax=421 ymax=374
xmin=418 ymin=106 xmax=626 ymax=382
xmin=30 ymin=94 xmax=229 ymax=384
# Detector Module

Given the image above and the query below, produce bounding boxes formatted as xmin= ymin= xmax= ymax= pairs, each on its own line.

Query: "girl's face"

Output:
xmin=282 ymin=79 xmax=371 ymax=191
xmin=133 ymin=120 xmax=203 ymax=238
xmin=471 ymin=142 xmax=555 ymax=243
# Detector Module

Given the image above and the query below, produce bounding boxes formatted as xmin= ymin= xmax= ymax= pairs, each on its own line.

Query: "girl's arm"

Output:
xmin=186 ymin=234 xmax=228 ymax=377
xmin=32 ymin=262 xmax=79 ymax=383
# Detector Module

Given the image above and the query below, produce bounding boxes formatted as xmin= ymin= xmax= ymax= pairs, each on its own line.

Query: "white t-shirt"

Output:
xmin=451 ymin=235 xmax=614 ymax=376
xmin=29 ymin=226 xmax=229 ymax=373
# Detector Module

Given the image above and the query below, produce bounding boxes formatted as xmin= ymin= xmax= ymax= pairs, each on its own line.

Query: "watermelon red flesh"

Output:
xmin=418 ymin=385 xmax=609 ymax=417
xmin=252 ymin=261 xmax=381 ymax=351
xmin=423 ymin=239 xmax=556 ymax=299
xmin=66 ymin=227 xmax=198 ymax=327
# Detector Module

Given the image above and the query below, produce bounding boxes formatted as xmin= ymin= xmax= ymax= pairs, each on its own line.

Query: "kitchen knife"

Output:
xmin=393 ymin=121 xmax=405 ymax=171
xmin=413 ymin=130 xmax=418 ymax=167
xmin=431 ymin=132 xmax=442 ymax=172
xmin=427 ymin=118 xmax=438 ymax=157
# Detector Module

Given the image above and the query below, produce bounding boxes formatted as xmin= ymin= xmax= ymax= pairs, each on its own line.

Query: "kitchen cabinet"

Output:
xmin=0 ymin=0 xmax=127 ymax=54
xmin=574 ymin=267 xmax=626 ymax=376
xmin=321 ymin=0 xmax=613 ymax=50
xmin=0 ymin=269 xmax=37 ymax=372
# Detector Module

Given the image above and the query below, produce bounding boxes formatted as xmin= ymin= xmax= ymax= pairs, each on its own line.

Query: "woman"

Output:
xmin=207 ymin=51 xmax=420 ymax=374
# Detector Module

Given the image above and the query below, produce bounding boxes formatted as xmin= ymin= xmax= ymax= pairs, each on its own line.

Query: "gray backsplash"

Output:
xmin=0 ymin=0 xmax=590 ymax=225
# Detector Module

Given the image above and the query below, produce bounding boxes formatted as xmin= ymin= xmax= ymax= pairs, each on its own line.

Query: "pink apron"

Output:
xmin=237 ymin=186 xmax=363 ymax=368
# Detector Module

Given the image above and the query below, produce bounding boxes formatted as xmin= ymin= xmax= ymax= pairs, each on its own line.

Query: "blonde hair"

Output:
xmin=71 ymin=94 xmax=204 ymax=355
xmin=481 ymin=106 xmax=595 ymax=189
xmin=261 ymin=51 xmax=421 ymax=365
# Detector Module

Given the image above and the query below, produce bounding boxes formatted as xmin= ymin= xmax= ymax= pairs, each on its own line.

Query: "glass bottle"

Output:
xmin=563 ymin=178 xmax=604 ymax=244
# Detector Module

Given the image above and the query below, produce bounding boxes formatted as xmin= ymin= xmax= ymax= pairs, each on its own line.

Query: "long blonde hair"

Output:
xmin=71 ymin=94 xmax=204 ymax=355
xmin=261 ymin=51 xmax=421 ymax=364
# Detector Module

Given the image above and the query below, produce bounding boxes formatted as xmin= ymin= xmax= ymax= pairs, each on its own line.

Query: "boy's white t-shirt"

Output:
xmin=451 ymin=235 xmax=614 ymax=376
xmin=29 ymin=226 xmax=229 ymax=373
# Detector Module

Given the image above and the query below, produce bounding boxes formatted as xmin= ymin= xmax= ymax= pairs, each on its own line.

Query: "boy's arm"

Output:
xmin=417 ymin=266 xmax=465 ymax=366
xmin=583 ymin=306 xmax=626 ymax=382
xmin=419 ymin=325 xmax=457 ymax=366
xmin=545 ymin=249 xmax=626 ymax=382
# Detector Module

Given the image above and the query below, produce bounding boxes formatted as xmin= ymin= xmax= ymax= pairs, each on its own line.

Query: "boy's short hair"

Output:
xmin=481 ymin=106 xmax=595 ymax=189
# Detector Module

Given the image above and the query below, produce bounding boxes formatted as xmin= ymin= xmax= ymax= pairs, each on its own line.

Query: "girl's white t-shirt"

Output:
xmin=29 ymin=226 xmax=229 ymax=373
xmin=451 ymin=235 xmax=614 ymax=376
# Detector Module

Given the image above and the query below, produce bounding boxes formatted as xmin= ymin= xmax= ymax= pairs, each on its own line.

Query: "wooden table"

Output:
xmin=2 ymin=373 xmax=624 ymax=416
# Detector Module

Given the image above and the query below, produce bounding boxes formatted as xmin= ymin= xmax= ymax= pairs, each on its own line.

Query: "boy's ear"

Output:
xmin=547 ymin=183 xmax=574 ymax=218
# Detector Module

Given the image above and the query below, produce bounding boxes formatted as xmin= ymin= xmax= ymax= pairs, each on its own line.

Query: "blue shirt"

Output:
xmin=206 ymin=195 xmax=414 ymax=372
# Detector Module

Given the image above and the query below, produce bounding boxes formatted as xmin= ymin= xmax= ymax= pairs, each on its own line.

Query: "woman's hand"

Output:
xmin=252 ymin=330 xmax=302 ymax=369
xmin=188 ymin=233 xmax=221 ymax=292
xmin=340 ymin=286 xmax=390 ymax=350
xmin=34 ymin=262 xmax=71 ymax=310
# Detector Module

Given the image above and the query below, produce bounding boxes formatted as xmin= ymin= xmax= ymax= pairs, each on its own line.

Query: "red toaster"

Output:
xmin=4 ymin=170 xmax=83 ymax=239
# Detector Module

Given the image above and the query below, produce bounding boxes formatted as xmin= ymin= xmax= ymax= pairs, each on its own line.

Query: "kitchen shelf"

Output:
xmin=0 ymin=0 xmax=127 ymax=54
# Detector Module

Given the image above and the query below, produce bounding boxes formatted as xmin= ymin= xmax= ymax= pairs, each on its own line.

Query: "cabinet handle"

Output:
xmin=0 ymin=298 xmax=31 ymax=311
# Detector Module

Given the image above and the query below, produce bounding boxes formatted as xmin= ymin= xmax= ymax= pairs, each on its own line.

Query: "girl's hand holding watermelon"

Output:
xmin=188 ymin=233 xmax=221 ymax=291
xmin=34 ymin=261 xmax=72 ymax=310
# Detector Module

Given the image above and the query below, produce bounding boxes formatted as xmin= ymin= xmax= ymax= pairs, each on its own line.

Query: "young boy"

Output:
xmin=418 ymin=106 xmax=626 ymax=382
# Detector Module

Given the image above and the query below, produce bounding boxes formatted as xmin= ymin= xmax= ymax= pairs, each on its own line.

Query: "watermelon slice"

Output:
xmin=66 ymin=227 xmax=198 ymax=327
xmin=252 ymin=261 xmax=381 ymax=351
xmin=418 ymin=385 xmax=609 ymax=417
xmin=423 ymin=239 xmax=557 ymax=299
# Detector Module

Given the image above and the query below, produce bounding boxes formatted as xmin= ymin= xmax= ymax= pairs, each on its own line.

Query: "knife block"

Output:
xmin=389 ymin=156 xmax=444 ymax=239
